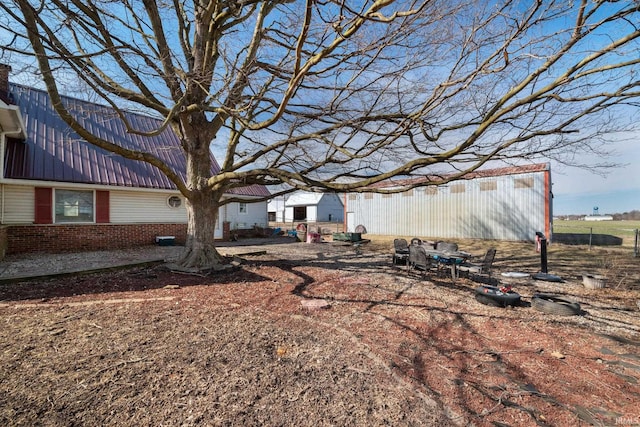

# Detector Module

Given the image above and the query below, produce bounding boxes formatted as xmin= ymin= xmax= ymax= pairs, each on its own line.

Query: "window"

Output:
xmin=514 ymin=177 xmax=534 ymax=189
xmin=402 ymin=189 xmax=414 ymax=197
xmin=364 ymin=193 xmax=373 ymax=199
xmin=450 ymin=183 xmax=466 ymax=193
xmin=480 ymin=181 xmax=497 ymax=191
xmin=425 ymin=187 xmax=438 ymax=195
xmin=167 ymin=196 xmax=182 ymax=208
xmin=55 ymin=189 xmax=94 ymax=223
xmin=239 ymin=202 xmax=248 ymax=214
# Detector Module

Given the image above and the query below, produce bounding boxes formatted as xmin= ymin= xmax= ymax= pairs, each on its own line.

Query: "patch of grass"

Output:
xmin=553 ymin=220 xmax=640 ymax=237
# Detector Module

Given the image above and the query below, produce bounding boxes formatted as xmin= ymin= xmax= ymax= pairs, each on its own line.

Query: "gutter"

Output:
xmin=0 ymin=101 xmax=26 ymax=139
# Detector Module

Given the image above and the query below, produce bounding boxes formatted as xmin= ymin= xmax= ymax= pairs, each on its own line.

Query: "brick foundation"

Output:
xmin=6 ymin=223 xmax=188 ymax=254
xmin=0 ymin=226 xmax=8 ymax=260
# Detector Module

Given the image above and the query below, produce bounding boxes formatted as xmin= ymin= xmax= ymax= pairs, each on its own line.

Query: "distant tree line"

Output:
xmin=612 ymin=211 xmax=640 ymax=221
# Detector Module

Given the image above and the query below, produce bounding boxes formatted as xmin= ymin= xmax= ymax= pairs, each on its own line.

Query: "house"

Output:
xmin=268 ymin=191 xmax=344 ymax=223
xmin=344 ymin=163 xmax=553 ymax=242
xmin=0 ymin=65 xmax=269 ymax=256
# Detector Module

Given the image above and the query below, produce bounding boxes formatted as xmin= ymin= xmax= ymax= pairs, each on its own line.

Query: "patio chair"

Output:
xmin=458 ymin=248 xmax=497 ymax=278
xmin=408 ymin=244 xmax=436 ymax=276
xmin=392 ymin=238 xmax=410 ymax=265
xmin=410 ymin=237 xmax=423 ymax=246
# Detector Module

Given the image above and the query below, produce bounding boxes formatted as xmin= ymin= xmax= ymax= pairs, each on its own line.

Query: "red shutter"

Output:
xmin=95 ymin=190 xmax=110 ymax=223
xmin=34 ymin=187 xmax=53 ymax=224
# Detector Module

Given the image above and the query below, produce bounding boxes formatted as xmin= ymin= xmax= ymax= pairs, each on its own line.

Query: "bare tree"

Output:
xmin=1 ymin=0 xmax=638 ymax=269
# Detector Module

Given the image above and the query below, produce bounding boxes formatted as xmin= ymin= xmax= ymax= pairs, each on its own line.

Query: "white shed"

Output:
xmin=283 ymin=192 xmax=344 ymax=222
xmin=344 ymin=163 xmax=552 ymax=242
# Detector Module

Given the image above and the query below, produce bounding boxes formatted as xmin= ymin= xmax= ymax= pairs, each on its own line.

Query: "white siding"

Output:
xmin=1 ymin=185 xmax=34 ymax=223
xmin=110 ymin=191 xmax=187 ymax=223
xmin=284 ymin=206 xmax=294 ymax=222
xmin=306 ymin=206 xmax=318 ymax=222
xmin=316 ymin=194 xmax=344 ymax=222
xmin=346 ymin=171 xmax=549 ymax=241
xmin=267 ymin=198 xmax=286 ymax=222
xmin=229 ymin=200 xmax=268 ymax=230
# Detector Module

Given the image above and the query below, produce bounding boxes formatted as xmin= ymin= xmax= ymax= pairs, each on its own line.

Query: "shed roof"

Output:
xmin=285 ymin=192 xmax=324 ymax=206
xmin=3 ymin=84 xmax=269 ymax=197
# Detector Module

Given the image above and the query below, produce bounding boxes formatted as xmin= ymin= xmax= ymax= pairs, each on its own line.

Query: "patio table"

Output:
xmin=422 ymin=248 xmax=471 ymax=280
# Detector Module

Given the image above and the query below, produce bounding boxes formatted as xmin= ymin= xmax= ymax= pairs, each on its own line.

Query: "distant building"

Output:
xmin=584 ymin=215 xmax=613 ymax=221
xmin=268 ymin=191 xmax=344 ymax=223
xmin=344 ymin=163 xmax=552 ymax=242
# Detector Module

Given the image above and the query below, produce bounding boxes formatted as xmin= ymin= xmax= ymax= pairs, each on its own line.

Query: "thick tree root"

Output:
xmin=170 ymin=246 xmax=231 ymax=273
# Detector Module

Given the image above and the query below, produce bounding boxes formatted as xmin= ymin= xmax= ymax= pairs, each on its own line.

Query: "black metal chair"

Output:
xmin=408 ymin=244 xmax=436 ymax=277
xmin=458 ymin=248 xmax=497 ymax=278
xmin=410 ymin=237 xmax=423 ymax=246
xmin=392 ymin=238 xmax=410 ymax=265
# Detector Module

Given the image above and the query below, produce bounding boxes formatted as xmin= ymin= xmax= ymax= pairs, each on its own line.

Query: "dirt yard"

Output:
xmin=0 ymin=238 xmax=639 ymax=426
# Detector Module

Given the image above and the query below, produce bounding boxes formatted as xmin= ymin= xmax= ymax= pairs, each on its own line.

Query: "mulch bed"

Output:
xmin=0 ymin=244 xmax=639 ymax=426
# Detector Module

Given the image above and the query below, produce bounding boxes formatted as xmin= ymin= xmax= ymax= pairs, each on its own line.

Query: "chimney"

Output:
xmin=0 ymin=64 xmax=11 ymax=104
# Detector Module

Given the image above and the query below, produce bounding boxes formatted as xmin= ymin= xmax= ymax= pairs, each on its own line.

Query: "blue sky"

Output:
xmin=551 ymin=137 xmax=640 ymax=215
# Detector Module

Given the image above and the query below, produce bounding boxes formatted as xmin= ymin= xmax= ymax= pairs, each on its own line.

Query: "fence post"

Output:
xmin=635 ymin=229 xmax=639 ymax=258
xmin=588 ymin=227 xmax=593 ymax=251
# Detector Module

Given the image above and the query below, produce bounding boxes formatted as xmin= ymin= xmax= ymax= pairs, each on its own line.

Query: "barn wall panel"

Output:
xmin=346 ymin=168 xmax=549 ymax=242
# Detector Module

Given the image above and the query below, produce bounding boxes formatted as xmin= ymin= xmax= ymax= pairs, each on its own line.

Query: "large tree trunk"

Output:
xmin=177 ymin=190 xmax=228 ymax=270
xmin=175 ymin=128 xmax=228 ymax=271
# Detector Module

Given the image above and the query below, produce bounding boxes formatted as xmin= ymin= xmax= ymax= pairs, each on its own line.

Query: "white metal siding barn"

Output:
xmin=344 ymin=163 xmax=552 ymax=242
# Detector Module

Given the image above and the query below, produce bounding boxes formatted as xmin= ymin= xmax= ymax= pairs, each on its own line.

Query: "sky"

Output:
xmin=550 ymin=137 xmax=640 ymax=216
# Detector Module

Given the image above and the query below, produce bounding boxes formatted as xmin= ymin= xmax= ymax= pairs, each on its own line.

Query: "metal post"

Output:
xmin=588 ymin=227 xmax=592 ymax=251
xmin=635 ymin=229 xmax=639 ymax=258
xmin=536 ymin=231 xmax=548 ymax=273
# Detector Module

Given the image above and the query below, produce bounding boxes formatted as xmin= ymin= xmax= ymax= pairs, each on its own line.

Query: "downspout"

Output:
xmin=544 ymin=165 xmax=552 ymax=243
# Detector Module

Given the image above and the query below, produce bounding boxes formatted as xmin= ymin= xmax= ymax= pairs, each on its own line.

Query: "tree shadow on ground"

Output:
xmin=0 ymin=264 xmax=272 ymax=302
xmin=241 ymin=247 xmax=640 ymax=426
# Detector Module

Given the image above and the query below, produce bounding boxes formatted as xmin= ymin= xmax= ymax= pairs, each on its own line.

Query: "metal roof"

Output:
xmin=370 ymin=163 xmax=550 ymax=189
xmin=285 ymin=192 xmax=324 ymax=206
xmin=3 ymin=84 xmax=269 ymax=197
